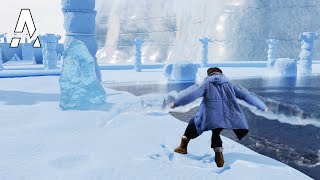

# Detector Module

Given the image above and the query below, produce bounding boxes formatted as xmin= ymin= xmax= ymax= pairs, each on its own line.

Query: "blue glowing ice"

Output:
xmin=59 ymin=40 xmax=106 ymax=110
xmin=164 ymin=62 xmax=198 ymax=82
xmin=271 ymin=58 xmax=297 ymax=77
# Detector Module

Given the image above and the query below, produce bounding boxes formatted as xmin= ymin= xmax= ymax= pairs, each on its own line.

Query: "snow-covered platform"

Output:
xmin=0 ymin=76 xmax=312 ymax=180
xmin=2 ymin=61 xmax=320 ymax=80
xmin=0 ymin=61 xmax=268 ymax=78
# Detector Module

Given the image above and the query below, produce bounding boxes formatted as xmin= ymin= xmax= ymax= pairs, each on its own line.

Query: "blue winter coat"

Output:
xmin=174 ymin=73 xmax=267 ymax=135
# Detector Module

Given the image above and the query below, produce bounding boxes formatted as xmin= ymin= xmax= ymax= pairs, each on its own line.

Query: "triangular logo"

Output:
xmin=33 ymin=36 xmax=41 ymax=48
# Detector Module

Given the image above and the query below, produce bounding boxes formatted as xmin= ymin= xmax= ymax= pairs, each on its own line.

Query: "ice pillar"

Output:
xmin=62 ymin=0 xmax=101 ymax=81
xmin=40 ymin=34 xmax=61 ymax=70
xmin=0 ymin=47 xmax=3 ymax=71
xmin=299 ymin=32 xmax=318 ymax=75
xmin=0 ymin=34 xmax=4 ymax=71
xmin=266 ymin=39 xmax=279 ymax=67
xmin=199 ymin=37 xmax=212 ymax=67
xmin=134 ymin=39 xmax=143 ymax=72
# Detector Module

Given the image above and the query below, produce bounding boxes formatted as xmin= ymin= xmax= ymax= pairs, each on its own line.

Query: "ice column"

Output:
xmin=0 ymin=47 xmax=3 ymax=71
xmin=0 ymin=34 xmax=4 ymax=71
xmin=40 ymin=34 xmax=61 ymax=70
xmin=134 ymin=39 xmax=143 ymax=72
xmin=62 ymin=0 xmax=101 ymax=81
xmin=299 ymin=32 xmax=318 ymax=75
xmin=266 ymin=39 xmax=279 ymax=67
xmin=199 ymin=37 xmax=212 ymax=67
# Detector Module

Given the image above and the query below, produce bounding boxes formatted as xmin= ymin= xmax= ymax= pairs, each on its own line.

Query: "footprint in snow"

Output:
xmin=149 ymin=144 xmax=174 ymax=161
xmin=213 ymin=165 xmax=231 ymax=174
xmin=185 ymin=153 xmax=213 ymax=163
xmin=149 ymin=145 xmax=231 ymax=173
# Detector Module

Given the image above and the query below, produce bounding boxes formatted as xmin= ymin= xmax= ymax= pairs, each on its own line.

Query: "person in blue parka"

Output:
xmin=171 ymin=67 xmax=268 ymax=168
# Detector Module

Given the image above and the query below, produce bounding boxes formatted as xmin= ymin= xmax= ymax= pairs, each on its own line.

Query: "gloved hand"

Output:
xmin=170 ymin=103 xmax=175 ymax=109
xmin=160 ymin=94 xmax=176 ymax=110
xmin=167 ymin=94 xmax=176 ymax=109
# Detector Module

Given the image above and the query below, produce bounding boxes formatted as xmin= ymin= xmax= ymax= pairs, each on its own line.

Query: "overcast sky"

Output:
xmin=0 ymin=0 xmax=64 ymax=42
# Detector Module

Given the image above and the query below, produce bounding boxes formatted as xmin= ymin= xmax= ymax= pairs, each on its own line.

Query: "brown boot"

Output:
xmin=174 ymin=136 xmax=190 ymax=154
xmin=214 ymin=147 xmax=224 ymax=168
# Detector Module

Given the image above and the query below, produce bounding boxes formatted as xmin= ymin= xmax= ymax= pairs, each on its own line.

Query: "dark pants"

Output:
xmin=184 ymin=118 xmax=248 ymax=148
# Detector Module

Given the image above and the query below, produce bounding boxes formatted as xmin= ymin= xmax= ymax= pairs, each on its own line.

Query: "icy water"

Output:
xmin=104 ymin=76 xmax=320 ymax=180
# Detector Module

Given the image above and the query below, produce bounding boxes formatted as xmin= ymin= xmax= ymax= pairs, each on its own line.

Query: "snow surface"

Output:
xmin=0 ymin=76 xmax=312 ymax=180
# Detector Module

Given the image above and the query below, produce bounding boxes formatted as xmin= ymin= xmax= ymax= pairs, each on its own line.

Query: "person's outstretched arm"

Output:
xmin=172 ymin=83 xmax=207 ymax=108
xmin=233 ymin=85 xmax=267 ymax=111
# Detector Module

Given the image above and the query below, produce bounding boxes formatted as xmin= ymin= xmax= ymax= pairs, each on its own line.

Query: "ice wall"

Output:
xmin=96 ymin=0 xmax=320 ymax=64
xmin=96 ymin=0 xmax=179 ymax=64
xmin=215 ymin=0 xmax=320 ymax=62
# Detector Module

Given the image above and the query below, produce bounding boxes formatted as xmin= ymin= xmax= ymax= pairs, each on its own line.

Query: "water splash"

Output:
xmin=139 ymin=85 xmax=203 ymax=113
xmin=294 ymin=149 xmax=320 ymax=168
xmin=239 ymin=94 xmax=320 ymax=128
xmin=139 ymin=87 xmax=320 ymax=128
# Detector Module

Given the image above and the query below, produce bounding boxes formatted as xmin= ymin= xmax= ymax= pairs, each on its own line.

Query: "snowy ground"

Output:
xmin=0 ymin=75 xmax=313 ymax=180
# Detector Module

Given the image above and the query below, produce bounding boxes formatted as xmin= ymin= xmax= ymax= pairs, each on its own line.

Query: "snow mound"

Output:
xmin=164 ymin=62 xmax=198 ymax=82
xmin=0 ymin=76 xmax=313 ymax=180
xmin=59 ymin=40 xmax=106 ymax=110
xmin=269 ymin=58 xmax=297 ymax=77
